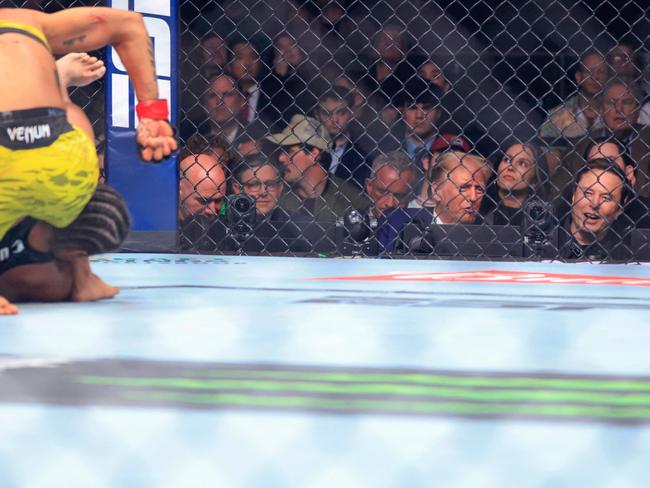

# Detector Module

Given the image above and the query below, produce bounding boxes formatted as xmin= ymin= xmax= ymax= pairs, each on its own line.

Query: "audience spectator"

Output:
xmin=553 ymin=77 xmax=650 ymax=199
xmin=389 ymin=52 xmax=488 ymax=156
xmin=227 ymin=38 xmax=273 ymax=128
xmin=409 ymin=134 xmax=472 ymax=208
xmin=375 ymin=78 xmax=447 ymax=158
xmin=157 ymin=5 xmax=650 ymax=261
xmin=333 ymin=74 xmax=367 ymax=112
xmin=259 ymin=32 xmax=317 ymax=131
xmin=181 ymin=155 xmax=309 ymax=253
xmin=609 ymin=42 xmax=650 ymax=126
xmin=608 ymin=41 xmax=643 ymax=83
xmin=233 ymin=133 xmax=261 ymax=158
xmin=194 ymin=71 xmax=244 ymax=142
xmin=580 ymin=137 xmax=650 ymax=228
xmin=330 ymin=71 xmax=398 ymax=158
xmin=266 ymin=114 xmax=370 ymax=251
xmin=539 ymin=50 xmax=609 ymax=169
xmin=586 ymin=138 xmax=637 ymax=186
xmin=378 ymin=151 xmax=492 ymax=252
xmin=427 ymin=151 xmax=491 ymax=225
xmin=364 ymin=23 xmax=408 ymax=95
xmin=392 ymin=53 xmax=451 ymax=94
xmin=230 ymin=155 xmax=286 ymax=219
xmin=485 ymin=141 xmax=549 ymax=226
xmin=191 ymin=71 xmax=266 ymax=146
xmin=178 ymin=144 xmax=227 ymax=222
xmin=557 ymin=158 xmax=633 ymax=261
xmin=314 ymin=87 xmax=370 ymax=188
xmin=364 ymin=151 xmax=417 ymax=219
xmin=199 ymin=32 xmax=228 ymax=76
xmin=181 ymin=133 xmax=234 ymax=169
xmin=285 ymin=0 xmax=363 ymax=77
xmin=417 ymin=58 xmax=451 ymax=93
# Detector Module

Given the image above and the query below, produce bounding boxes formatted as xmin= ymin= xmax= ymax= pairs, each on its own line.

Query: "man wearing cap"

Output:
xmin=266 ymin=114 xmax=370 ymax=253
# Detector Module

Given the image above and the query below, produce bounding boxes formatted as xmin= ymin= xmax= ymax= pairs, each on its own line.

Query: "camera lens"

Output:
xmin=344 ymin=210 xmax=363 ymax=226
xmin=234 ymin=195 xmax=253 ymax=213
xmin=529 ymin=205 xmax=543 ymax=221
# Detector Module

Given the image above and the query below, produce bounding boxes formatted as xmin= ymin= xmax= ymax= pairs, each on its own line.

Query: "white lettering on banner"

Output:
xmin=109 ymin=0 xmax=173 ymax=129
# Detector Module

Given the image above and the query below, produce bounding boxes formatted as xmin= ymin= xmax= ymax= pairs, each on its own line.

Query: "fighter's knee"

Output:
xmin=52 ymin=185 xmax=131 ymax=256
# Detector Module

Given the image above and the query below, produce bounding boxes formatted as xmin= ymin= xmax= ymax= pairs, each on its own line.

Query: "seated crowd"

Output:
xmin=178 ymin=26 xmax=650 ymax=261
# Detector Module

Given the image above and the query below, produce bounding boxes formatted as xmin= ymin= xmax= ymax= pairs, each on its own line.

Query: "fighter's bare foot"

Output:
xmin=70 ymin=273 xmax=119 ymax=302
xmin=0 ymin=296 xmax=18 ymax=315
xmin=56 ymin=52 xmax=107 ymax=88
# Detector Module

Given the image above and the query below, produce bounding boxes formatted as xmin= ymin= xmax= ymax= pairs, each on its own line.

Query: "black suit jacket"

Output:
xmin=331 ymin=142 xmax=370 ymax=189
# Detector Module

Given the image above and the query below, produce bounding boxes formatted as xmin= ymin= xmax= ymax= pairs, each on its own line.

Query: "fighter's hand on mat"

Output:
xmin=136 ymin=119 xmax=178 ymax=162
xmin=56 ymin=53 xmax=106 ymax=88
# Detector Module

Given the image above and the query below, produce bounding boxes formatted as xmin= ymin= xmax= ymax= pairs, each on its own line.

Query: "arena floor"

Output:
xmin=1 ymin=254 xmax=650 ymax=487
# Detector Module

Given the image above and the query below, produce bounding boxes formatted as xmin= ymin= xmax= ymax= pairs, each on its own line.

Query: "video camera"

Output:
xmin=335 ymin=209 xmax=379 ymax=256
xmin=520 ymin=197 xmax=557 ymax=258
xmin=226 ymin=194 xmax=256 ymax=241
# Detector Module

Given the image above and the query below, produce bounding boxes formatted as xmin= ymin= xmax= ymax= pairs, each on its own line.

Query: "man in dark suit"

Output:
xmin=377 ymin=151 xmax=491 ymax=253
xmin=366 ymin=77 xmax=448 ymax=160
xmin=227 ymin=38 xmax=276 ymax=133
xmin=314 ymin=87 xmax=370 ymax=188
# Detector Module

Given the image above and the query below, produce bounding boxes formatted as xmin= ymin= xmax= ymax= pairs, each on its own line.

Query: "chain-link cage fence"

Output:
xmin=11 ymin=0 xmax=650 ymax=261
xmin=177 ymin=0 xmax=650 ymax=261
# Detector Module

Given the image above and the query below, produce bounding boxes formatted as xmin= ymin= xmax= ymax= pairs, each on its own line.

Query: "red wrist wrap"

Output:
xmin=136 ymin=99 xmax=169 ymax=120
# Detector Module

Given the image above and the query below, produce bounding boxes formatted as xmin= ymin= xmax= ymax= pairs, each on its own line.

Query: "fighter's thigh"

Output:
xmin=0 ymin=262 xmax=73 ymax=302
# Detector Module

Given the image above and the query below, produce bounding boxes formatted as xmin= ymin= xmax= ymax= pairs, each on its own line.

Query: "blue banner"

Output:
xmin=105 ymin=0 xmax=178 ymax=232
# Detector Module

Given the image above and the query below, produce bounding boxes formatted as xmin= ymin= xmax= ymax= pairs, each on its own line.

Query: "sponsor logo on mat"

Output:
xmin=313 ymin=270 xmax=650 ymax=287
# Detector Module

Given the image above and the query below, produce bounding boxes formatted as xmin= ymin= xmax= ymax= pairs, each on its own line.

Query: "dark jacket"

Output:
xmin=377 ymin=207 xmax=496 ymax=255
xmin=259 ymin=69 xmax=316 ymax=132
xmin=331 ymin=142 xmax=370 ymax=189
xmin=179 ymin=207 xmax=309 ymax=254
xmin=556 ymin=215 xmax=635 ymax=261
xmin=376 ymin=207 xmax=434 ymax=253
xmin=626 ymin=195 xmax=650 ymax=228
xmin=282 ymin=175 xmax=371 ymax=253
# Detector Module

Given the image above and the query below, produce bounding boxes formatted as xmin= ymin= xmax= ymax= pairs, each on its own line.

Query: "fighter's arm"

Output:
xmin=36 ymin=8 xmax=177 ymax=161
xmin=36 ymin=7 xmax=157 ymax=101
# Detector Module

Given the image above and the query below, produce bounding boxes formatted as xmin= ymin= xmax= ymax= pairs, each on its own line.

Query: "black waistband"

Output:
xmin=0 ymin=107 xmax=73 ymax=150
xmin=0 ymin=107 xmax=66 ymax=123
xmin=0 ymin=218 xmax=53 ymax=275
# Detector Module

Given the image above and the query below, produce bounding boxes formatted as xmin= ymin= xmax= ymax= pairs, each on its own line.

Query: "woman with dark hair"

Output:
xmin=486 ymin=141 xmax=549 ymax=226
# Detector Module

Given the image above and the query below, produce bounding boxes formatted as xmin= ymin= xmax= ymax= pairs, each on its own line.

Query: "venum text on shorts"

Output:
xmin=6 ymin=124 xmax=51 ymax=144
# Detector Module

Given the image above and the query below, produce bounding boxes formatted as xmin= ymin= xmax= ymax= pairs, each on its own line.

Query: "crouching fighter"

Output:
xmin=0 ymin=6 xmax=177 ymax=312
xmin=0 ymin=185 xmax=131 ymax=315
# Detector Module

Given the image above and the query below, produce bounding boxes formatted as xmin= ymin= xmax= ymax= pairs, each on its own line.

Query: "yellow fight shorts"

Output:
xmin=0 ymin=107 xmax=98 ymax=240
